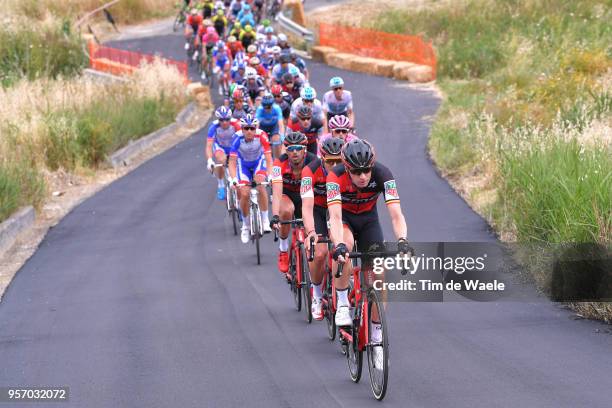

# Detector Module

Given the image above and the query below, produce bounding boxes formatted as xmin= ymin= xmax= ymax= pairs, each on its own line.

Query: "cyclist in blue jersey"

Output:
xmin=256 ymin=93 xmax=285 ymax=158
xmin=206 ymin=107 xmax=241 ymax=200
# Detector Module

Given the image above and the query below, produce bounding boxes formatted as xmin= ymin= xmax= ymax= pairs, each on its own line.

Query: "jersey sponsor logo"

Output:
xmin=300 ymin=177 xmax=313 ymax=197
xmin=272 ymin=165 xmax=282 ymax=180
xmin=384 ymin=180 xmax=399 ymax=201
xmin=367 ymin=180 xmax=377 ymax=188
xmin=327 ymin=182 xmax=341 ymax=202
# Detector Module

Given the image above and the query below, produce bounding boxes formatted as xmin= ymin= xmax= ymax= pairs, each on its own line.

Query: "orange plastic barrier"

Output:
xmin=318 ymin=23 xmax=437 ymax=78
xmin=88 ymin=41 xmax=188 ymax=81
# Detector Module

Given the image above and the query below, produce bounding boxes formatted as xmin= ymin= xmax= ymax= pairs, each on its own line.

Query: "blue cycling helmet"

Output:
xmin=240 ymin=113 xmax=259 ymax=128
xmin=300 ymin=86 xmax=316 ymax=100
xmin=216 ymin=40 xmax=225 ymax=48
xmin=329 ymin=76 xmax=344 ymax=88
xmin=237 ymin=62 xmax=246 ymax=70
xmin=215 ymin=106 xmax=232 ymax=120
xmin=265 ymin=26 xmax=274 ymax=34
xmin=243 ymin=4 xmax=251 ymax=11
xmin=288 ymin=66 xmax=300 ymax=76
xmin=262 ymin=93 xmax=274 ymax=107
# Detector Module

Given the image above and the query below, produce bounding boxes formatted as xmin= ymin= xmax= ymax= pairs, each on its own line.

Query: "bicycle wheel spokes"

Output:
xmin=324 ymin=271 xmax=336 ymax=340
xmin=300 ymin=246 xmax=312 ymax=324
xmin=366 ymin=289 xmax=389 ymax=400
xmin=346 ymin=316 xmax=363 ymax=383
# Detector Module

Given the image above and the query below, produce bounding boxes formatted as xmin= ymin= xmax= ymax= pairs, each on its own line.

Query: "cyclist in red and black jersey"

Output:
xmin=269 ymin=131 xmax=318 ymax=274
xmin=287 ymin=105 xmax=323 ymax=155
xmin=327 ymin=139 xmax=410 ymax=332
xmin=300 ymin=138 xmax=345 ymax=320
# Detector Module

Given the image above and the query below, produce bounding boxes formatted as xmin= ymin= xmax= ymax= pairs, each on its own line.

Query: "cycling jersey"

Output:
xmin=272 ymin=152 xmax=317 ymax=217
xmin=300 ymin=157 xmax=329 ymax=208
xmin=227 ymin=41 xmax=244 ymax=59
xmin=240 ymin=77 xmax=266 ymax=102
xmin=187 ymin=14 xmax=203 ymax=30
xmin=212 ymin=49 xmax=230 ymax=69
xmin=271 ymin=62 xmax=298 ymax=83
xmin=229 ymin=100 xmax=253 ymax=120
xmin=287 ymin=118 xmax=323 ymax=154
xmin=230 ymin=129 xmax=271 ymax=163
xmin=256 ymin=104 xmax=283 ymax=134
xmin=207 ymin=118 xmax=241 ymax=154
xmin=239 ymin=30 xmax=256 ymax=48
xmin=322 ymin=89 xmax=353 ymax=119
xmin=276 ymin=92 xmax=293 ymax=120
xmin=326 ymin=162 xmax=400 ymax=214
xmin=264 ymin=36 xmax=278 ymax=49
xmin=230 ymin=0 xmax=242 ymax=17
xmin=212 ymin=15 xmax=227 ymax=36
xmin=199 ymin=30 xmax=220 ymax=46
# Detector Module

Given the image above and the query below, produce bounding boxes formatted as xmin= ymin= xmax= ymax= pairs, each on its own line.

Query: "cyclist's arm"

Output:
xmin=276 ymin=106 xmax=285 ymax=136
xmin=265 ymin=152 xmax=273 ymax=179
xmin=326 ymin=172 xmax=343 ymax=246
xmin=206 ymin=138 xmax=214 ymax=160
xmin=300 ymin=167 xmax=316 ymax=237
xmin=388 ymin=202 xmax=408 ymax=240
xmin=228 ymin=155 xmax=237 ymax=179
xmin=271 ymin=159 xmax=283 ymax=216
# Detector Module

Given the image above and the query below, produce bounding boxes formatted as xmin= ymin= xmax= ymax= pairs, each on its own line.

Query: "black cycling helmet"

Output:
xmin=320 ymin=137 xmax=345 ymax=158
xmin=279 ymin=54 xmax=291 ymax=64
xmin=261 ymin=93 xmax=274 ymax=107
xmin=296 ymin=105 xmax=312 ymax=119
xmin=341 ymin=139 xmax=376 ymax=170
xmin=283 ymin=130 xmax=307 ymax=146
xmin=282 ymin=72 xmax=294 ymax=84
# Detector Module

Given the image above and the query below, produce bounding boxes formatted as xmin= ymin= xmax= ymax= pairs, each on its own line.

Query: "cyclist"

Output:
xmin=264 ymin=26 xmax=278 ymax=48
xmin=229 ymin=0 xmax=243 ymax=18
xmin=255 ymin=93 xmax=285 ymax=158
xmin=239 ymin=8 xmax=256 ymax=29
xmin=228 ymin=87 xmax=253 ymax=120
xmin=239 ymin=25 xmax=257 ymax=49
xmin=271 ymin=84 xmax=293 ymax=123
xmin=281 ymin=72 xmax=300 ymax=100
xmin=230 ymin=61 xmax=247 ymax=84
xmin=241 ymin=67 xmax=266 ymax=104
xmin=290 ymin=86 xmax=325 ymax=129
xmin=289 ymin=66 xmax=307 ymax=89
xmin=277 ymin=33 xmax=291 ymax=51
xmin=322 ymin=77 xmax=354 ymax=132
xmin=300 ymin=137 xmax=345 ymax=320
xmin=269 ymin=131 xmax=318 ymax=274
xmin=184 ymin=9 xmax=203 ymax=51
xmin=318 ymin=115 xmax=358 ymax=154
xmin=327 ymin=139 xmax=409 ymax=362
xmin=287 ymin=105 xmax=323 ymax=155
xmin=196 ymin=26 xmax=220 ymax=80
xmin=228 ymin=20 xmax=243 ymax=39
xmin=271 ymin=54 xmax=297 ymax=85
xmin=207 ymin=107 xmax=241 ymax=200
xmin=226 ymin=35 xmax=244 ymax=59
xmin=211 ymin=8 xmax=228 ymax=37
xmin=228 ymin=114 xmax=273 ymax=243
xmin=202 ymin=0 xmax=215 ymax=18
xmin=290 ymin=52 xmax=309 ymax=80
xmin=249 ymin=56 xmax=268 ymax=79
xmin=212 ymin=41 xmax=231 ymax=95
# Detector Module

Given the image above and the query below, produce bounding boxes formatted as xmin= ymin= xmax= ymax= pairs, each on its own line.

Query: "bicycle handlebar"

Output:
xmin=335 ymin=249 xmax=414 ymax=278
xmin=308 ymin=235 xmax=332 ymax=262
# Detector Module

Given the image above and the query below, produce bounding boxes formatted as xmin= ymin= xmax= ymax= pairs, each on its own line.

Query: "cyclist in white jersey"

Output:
xmin=322 ymin=76 xmax=355 ymax=133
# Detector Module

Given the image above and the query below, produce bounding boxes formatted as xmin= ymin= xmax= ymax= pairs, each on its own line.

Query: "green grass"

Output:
xmin=0 ymin=24 xmax=86 ymax=87
xmin=0 ymin=161 xmax=46 ymax=222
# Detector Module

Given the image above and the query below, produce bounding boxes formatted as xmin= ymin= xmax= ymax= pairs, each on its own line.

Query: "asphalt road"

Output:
xmin=1 ymin=18 xmax=611 ymax=408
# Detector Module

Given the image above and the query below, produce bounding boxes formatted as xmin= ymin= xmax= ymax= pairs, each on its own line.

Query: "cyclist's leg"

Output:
xmin=334 ymin=218 xmax=355 ymax=325
xmin=236 ymin=159 xmax=254 ymax=219
xmin=355 ymin=213 xmax=386 ymax=324
xmin=253 ymin=156 xmax=270 ymax=226
xmin=309 ymin=205 xmax=329 ymax=300
xmin=213 ymin=144 xmax=228 ymax=181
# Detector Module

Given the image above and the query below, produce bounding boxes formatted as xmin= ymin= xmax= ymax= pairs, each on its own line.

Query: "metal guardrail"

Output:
xmin=276 ymin=9 xmax=315 ymax=44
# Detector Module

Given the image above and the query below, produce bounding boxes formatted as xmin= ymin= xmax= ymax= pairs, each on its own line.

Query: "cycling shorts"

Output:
xmin=341 ymin=208 xmax=384 ymax=251
xmin=213 ymin=141 xmax=231 ymax=156
xmin=215 ymin=57 xmax=228 ymax=70
xmin=237 ymin=156 xmax=267 ymax=185
xmin=313 ymin=205 xmax=328 ymax=236
xmin=283 ymin=190 xmax=302 ymax=219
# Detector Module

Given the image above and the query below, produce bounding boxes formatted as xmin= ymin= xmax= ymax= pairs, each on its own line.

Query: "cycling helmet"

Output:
xmin=283 ymin=130 xmax=307 ymax=146
xmin=190 ymin=8 xmax=198 ymax=15
xmin=216 ymin=40 xmax=225 ymax=48
xmin=282 ymin=73 xmax=294 ymax=84
xmin=233 ymin=21 xmax=241 ymax=28
xmin=227 ymin=35 xmax=237 ymax=42
xmin=288 ymin=66 xmax=300 ymax=77
xmin=279 ymin=54 xmax=291 ymax=64
xmin=245 ymin=67 xmax=257 ymax=79
xmin=232 ymin=88 xmax=244 ymax=100
xmin=270 ymin=84 xmax=283 ymax=96
xmin=265 ymin=26 xmax=274 ymax=34
xmin=240 ymin=114 xmax=259 ymax=128
xmin=300 ymin=86 xmax=316 ymax=100
xmin=203 ymin=19 xmax=212 ymax=27
xmin=262 ymin=93 xmax=275 ymax=107
xmin=271 ymin=46 xmax=281 ymax=54
xmin=216 ymin=8 xmax=224 ymax=16
xmin=328 ymin=115 xmax=351 ymax=130
xmin=249 ymin=56 xmax=261 ymax=65
xmin=206 ymin=26 xmax=216 ymax=34
xmin=215 ymin=106 xmax=232 ymax=120
xmin=341 ymin=139 xmax=376 ymax=170
xmin=236 ymin=62 xmax=246 ymax=70
xmin=256 ymin=33 xmax=265 ymax=42
xmin=247 ymin=44 xmax=257 ymax=53
xmin=244 ymin=24 xmax=253 ymax=32
xmin=320 ymin=137 xmax=345 ymax=157
xmin=262 ymin=19 xmax=271 ymax=27
xmin=329 ymin=76 xmax=344 ymax=88
xmin=297 ymin=105 xmax=312 ymax=119
xmin=278 ymin=33 xmax=287 ymax=42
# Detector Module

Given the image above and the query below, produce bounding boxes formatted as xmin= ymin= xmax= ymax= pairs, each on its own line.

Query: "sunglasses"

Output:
xmin=286 ymin=145 xmax=305 ymax=152
xmin=303 ymin=99 xmax=314 ymax=103
xmin=263 ymin=104 xmax=272 ymax=108
xmin=349 ymin=167 xmax=372 ymax=176
xmin=333 ymin=129 xmax=349 ymax=134
xmin=333 ymin=87 xmax=343 ymax=91
xmin=285 ymin=81 xmax=294 ymax=85
xmin=324 ymin=159 xmax=342 ymax=166
xmin=242 ymin=126 xmax=256 ymax=131
xmin=299 ymin=116 xmax=312 ymax=121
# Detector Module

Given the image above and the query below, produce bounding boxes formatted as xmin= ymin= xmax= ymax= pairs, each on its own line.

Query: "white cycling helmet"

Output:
xmin=245 ymin=67 xmax=257 ymax=79
xmin=278 ymin=33 xmax=287 ymax=42
xmin=300 ymin=86 xmax=316 ymax=100
xmin=329 ymin=76 xmax=344 ymax=88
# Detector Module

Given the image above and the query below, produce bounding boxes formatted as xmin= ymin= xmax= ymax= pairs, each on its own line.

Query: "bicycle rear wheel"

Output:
xmin=252 ymin=206 xmax=261 ymax=264
xmin=346 ymin=314 xmax=363 ymax=383
xmin=324 ymin=268 xmax=336 ymax=340
xmin=300 ymin=246 xmax=312 ymax=324
xmin=366 ymin=288 xmax=389 ymax=401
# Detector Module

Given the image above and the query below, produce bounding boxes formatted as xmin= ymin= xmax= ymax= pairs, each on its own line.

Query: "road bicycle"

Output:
xmin=173 ymin=3 xmax=187 ymax=32
xmin=244 ymin=180 xmax=269 ymax=265
xmin=335 ymin=246 xmax=410 ymax=401
xmin=309 ymin=235 xmax=336 ymax=338
xmin=212 ymin=163 xmax=239 ymax=235
xmin=275 ymin=219 xmax=312 ymax=323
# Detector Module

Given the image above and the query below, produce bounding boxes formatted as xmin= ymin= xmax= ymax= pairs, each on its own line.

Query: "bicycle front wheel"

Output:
xmin=290 ymin=249 xmax=301 ymax=311
xmin=346 ymin=314 xmax=363 ymax=383
xmin=252 ymin=207 xmax=261 ymax=264
xmin=300 ymin=246 xmax=312 ymax=324
xmin=366 ymin=288 xmax=389 ymax=401
xmin=324 ymin=269 xmax=336 ymax=340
